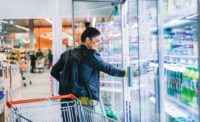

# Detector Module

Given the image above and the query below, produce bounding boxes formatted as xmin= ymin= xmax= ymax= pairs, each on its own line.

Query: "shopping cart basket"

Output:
xmin=6 ymin=94 xmax=121 ymax=122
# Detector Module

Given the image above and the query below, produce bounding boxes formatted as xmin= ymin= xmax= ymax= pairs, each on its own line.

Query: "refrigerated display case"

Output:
xmin=72 ymin=1 xmax=125 ymax=121
xmin=136 ymin=0 xmax=159 ymax=122
xmin=126 ymin=0 xmax=199 ymax=121
xmin=72 ymin=0 xmax=199 ymax=121
xmin=162 ymin=0 xmax=199 ymax=121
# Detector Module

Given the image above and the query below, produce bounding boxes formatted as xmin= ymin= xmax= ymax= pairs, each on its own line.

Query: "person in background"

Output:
xmin=30 ymin=51 xmax=36 ymax=73
xmin=48 ymin=49 xmax=53 ymax=68
xmin=36 ymin=49 xmax=44 ymax=60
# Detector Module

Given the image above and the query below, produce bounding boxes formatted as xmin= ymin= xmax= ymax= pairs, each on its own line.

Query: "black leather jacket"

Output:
xmin=51 ymin=44 xmax=125 ymax=100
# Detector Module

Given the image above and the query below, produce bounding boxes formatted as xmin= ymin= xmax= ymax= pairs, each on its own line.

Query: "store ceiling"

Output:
xmin=2 ymin=17 xmax=111 ymax=33
xmin=1 ymin=1 xmax=115 ymax=33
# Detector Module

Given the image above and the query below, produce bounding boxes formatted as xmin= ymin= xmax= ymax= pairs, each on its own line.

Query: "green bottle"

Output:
xmin=190 ymin=68 xmax=196 ymax=102
xmin=186 ymin=67 xmax=192 ymax=103
xmin=182 ymin=67 xmax=189 ymax=104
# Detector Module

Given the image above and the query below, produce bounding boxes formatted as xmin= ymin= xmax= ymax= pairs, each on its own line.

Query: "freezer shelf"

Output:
xmin=165 ymin=95 xmax=198 ymax=120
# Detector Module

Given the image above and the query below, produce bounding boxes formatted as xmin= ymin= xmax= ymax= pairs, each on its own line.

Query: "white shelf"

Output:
xmin=100 ymin=80 xmax=122 ymax=84
xmin=165 ymin=95 xmax=198 ymax=119
xmin=150 ymin=61 xmax=197 ymax=70
xmin=151 ymin=10 xmax=197 ymax=32
xmin=163 ymin=19 xmax=193 ymax=29
xmin=100 ymin=87 xmax=122 ymax=93
xmin=165 ymin=55 xmax=198 ymax=59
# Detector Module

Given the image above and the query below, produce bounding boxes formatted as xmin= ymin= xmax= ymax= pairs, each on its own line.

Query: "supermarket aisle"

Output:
xmin=20 ymin=70 xmax=51 ymax=99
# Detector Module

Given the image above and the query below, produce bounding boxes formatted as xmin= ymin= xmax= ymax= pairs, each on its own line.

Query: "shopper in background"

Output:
xmin=48 ymin=49 xmax=53 ymax=68
xmin=36 ymin=49 xmax=44 ymax=60
xmin=30 ymin=51 xmax=36 ymax=73
xmin=51 ymin=27 xmax=127 ymax=121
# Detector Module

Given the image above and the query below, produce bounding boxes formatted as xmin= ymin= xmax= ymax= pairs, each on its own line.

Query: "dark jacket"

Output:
xmin=48 ymin=53 xmax=53 ymax=64
xmin=30 ymin=54 xmax=36 ymax=66
xmin=51 ymin=45 xmax=125 ymax=100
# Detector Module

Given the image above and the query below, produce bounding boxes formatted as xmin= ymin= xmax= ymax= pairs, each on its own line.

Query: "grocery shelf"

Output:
xmin=150 ymin=61 xmax=198 ymax=71
xmin=165 ymin=55 xmax=198 ymax=59
xmin=163 ymin=19 xmax=193 ymax=29
xmin=100 ymin=87 xmax=122 ymax=93
xmin=151 ymin=10 xmax=197 ymax=32
xmin=165 ymin=95 xmax=198 ymax=119
xmin=100 ymin=80 xmax=122 ymax=84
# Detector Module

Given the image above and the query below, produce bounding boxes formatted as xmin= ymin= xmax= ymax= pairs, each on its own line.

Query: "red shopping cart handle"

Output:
xmin=7 ymin=94 xmax=76 ymax=108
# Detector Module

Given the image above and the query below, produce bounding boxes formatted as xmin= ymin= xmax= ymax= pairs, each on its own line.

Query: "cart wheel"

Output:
xmin=23 ymin=83 xmax=27 ymax=87
xmin=30 ymin=81 xmax=32 ymax=85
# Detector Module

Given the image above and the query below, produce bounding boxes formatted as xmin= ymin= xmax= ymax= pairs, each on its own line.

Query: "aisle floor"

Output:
xmin=20 ymin=69 xmax=51 ymax=99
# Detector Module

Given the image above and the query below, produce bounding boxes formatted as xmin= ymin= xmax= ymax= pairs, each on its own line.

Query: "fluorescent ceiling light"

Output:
xmin=1 ymin=20 xmax=8 ymax=24
xmin=15 ymin=25 xmax=30 ymax=31
xmin=41 ymin=35 xmax=52 ymax=40
xmin=66 ymin=35 xmax=73 ymax=41
xmin=185 ymin=13 xmax=198 ymax=19
xmin=45 ymin=18 xmax=52 ymax=24
xmin=92 ymin=17 xmax=96 ymax=27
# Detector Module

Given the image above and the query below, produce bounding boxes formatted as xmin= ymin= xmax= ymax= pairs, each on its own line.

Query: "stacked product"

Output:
xmin=165 ymin=67 xmax=198 ymax=106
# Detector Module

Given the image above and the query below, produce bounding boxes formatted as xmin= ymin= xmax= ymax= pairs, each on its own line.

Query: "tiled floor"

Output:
xmin=13 ymin=69 xmax=63 ymax=122
xmin=20 ymin=69 xmax=51 ymax=99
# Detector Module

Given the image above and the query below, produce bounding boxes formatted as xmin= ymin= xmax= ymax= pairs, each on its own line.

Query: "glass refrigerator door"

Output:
xmin=128 ymin=0 xmax=159 ymax=121
xmin=73 ymin=1 xmax=124 ymax=121
xmin=162 ymin=0 xmax=199 ymax=121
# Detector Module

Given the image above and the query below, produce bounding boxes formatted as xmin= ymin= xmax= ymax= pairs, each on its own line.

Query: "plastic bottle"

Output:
xmin=169 ymin=70 xmax=173 ymax=96
xmin=177 ymin=71 xmax=182 ymax=100
xmin=189 ymin=68 xmax=196 ymax=102
xmin=186 ymin=67 xmax=193 ymax=103
xmin=182 ymin=67 xmax=189 ymax=104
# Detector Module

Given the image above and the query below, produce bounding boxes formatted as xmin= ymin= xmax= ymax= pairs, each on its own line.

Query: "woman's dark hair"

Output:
xmin=81 ymin=27 xmax=101 ymax=43
xmin=85 ymin=22 xmax=91 ymax=28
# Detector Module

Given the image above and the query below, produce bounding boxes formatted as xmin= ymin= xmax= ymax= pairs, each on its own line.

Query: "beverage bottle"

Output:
xmin=177 ymin=71 xmax=181 ymax=98
xmin=180 ymin=72 xmax=183 ymax=99
xmin=189 ymin=68 xmax=196 ymax=102
xmin=186 ymin=67 xmax=192 ymax=103
xmin=182 ymin=67 xmax=189 ymax=104
xmin=165 ymin=69 xmax=169 ymax=95
xmin=169 ymin=70 xmax=173 ymax=96
xmin=174 ymin=71 xmax=177 ymax=97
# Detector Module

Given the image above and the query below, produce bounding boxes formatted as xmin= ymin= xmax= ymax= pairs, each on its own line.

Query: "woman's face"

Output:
xmin=86 ymin=35 xmax=101 ymax=50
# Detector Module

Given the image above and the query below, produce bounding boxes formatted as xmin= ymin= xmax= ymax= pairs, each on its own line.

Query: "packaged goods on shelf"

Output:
xmin=164 ymin=66 xmax=198 ymax=108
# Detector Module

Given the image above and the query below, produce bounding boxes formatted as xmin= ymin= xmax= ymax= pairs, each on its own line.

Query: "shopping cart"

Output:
xmin=6 ymin=94 xmax=121 ymax=122
xmin=20 ymin=61 xmax=32 ymax=87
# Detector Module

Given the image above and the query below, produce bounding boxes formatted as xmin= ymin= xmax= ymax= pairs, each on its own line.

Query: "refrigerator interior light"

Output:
xmin=1 ymin=20 xmax=8 ymax=24
xmin=15 ymin=25 xmax=30 ymax=31
xmin=163 ymin=19 xmax=191 ymax=28
xmin=185 ymin=13 xmax=198 ymax=19
xmin=40 ymin=35 xmax=52 ymax=40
